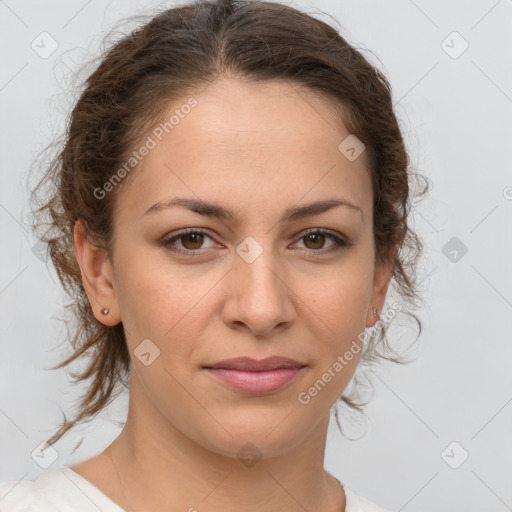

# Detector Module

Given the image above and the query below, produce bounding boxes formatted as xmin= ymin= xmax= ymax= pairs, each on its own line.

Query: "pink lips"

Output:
xmin=204 ymin=356 xmax=305 ymax=395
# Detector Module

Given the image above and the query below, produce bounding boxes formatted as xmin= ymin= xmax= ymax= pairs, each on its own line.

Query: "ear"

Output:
xmin=365 ymin=244 xmax=397 ymax=328
xmin=73 ymin=219 xmax=121 ymax=326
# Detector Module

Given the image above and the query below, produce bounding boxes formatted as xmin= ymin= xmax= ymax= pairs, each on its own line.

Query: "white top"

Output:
xmin=0 ymin=466 xmax=393 ymax=512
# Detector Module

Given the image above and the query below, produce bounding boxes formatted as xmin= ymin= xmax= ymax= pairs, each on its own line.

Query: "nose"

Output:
xmin=221 ymin=245 xmax=296 ymax=337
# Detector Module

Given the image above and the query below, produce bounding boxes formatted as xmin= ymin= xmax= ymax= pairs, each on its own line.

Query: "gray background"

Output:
xmin=1 ymin=1 xmax=511 ymax=511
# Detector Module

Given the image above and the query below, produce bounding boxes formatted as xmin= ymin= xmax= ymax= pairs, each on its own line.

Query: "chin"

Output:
xmin=191 ymin=414 xmax=312 ymax=461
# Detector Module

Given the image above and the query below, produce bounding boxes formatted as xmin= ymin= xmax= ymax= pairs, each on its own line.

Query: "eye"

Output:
xmin=291 ymin=229 xmax=350 ymax=254
xmin=160 ymin=229 xmax=218 ymax=255
xmin=159 ymin=228 xmax=350 ymax=256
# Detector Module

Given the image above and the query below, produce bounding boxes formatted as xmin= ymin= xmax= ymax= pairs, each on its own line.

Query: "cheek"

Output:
xmin=305 ymin=257 xmax=373 ymax=341
xmin=296 ymin=270 xmax=370 ymax=409
xmin=112 ymin=247 xmax=222 ymax=360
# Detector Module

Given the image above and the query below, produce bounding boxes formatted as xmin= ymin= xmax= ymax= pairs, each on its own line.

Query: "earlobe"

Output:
xmin=365 ymin=245 xmax=396 ymax=328
xmin=73 ymin=219 xmax=120 ymax=326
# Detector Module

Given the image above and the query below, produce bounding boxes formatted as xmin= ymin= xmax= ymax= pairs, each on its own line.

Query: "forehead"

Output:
xmin=114 ymin=78 xmax=372 ymax=223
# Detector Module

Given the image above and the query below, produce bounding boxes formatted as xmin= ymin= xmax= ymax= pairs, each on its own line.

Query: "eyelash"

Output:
xmin=159 ymin=228 xmax=350 ymax=256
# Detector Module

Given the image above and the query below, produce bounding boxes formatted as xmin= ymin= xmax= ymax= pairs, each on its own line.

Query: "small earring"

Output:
xmin=101 ymin=308 xmax=109 ymax=315
xmin=372 ymin=307 xmax=377 ymax=316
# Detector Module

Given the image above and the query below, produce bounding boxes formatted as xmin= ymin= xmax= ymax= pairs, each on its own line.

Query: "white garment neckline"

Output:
xmin=59 ymin=466 xmax=126 ymax=511
xmin=61 ymin=465 xmax=354 ymax=512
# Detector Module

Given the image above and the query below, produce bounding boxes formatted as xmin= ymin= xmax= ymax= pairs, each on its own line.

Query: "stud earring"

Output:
xmin=372 ymin=307 xmax=377 ymax=316
xmin=101 ymin=308 xmax=109 ymax=315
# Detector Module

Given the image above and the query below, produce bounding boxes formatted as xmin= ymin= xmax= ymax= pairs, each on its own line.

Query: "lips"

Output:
xmin=204 ymin=356 xmax=305 ymax=372
xmin=204 ymin=356 xmax=306 ymax=395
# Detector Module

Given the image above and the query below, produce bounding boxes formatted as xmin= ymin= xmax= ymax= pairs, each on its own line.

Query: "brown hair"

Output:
xmin=29 ymin=0 xmax=429 ymax=449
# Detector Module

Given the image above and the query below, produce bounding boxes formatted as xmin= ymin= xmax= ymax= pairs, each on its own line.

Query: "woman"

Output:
xmin=0 ymin=0 xmax=426 ymax=510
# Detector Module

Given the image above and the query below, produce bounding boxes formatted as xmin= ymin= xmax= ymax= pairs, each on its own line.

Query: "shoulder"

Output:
xmin=343 ymin=483 xmax=395 ymax=512
xmin=0 ymin=466 xmax=124 ymax=512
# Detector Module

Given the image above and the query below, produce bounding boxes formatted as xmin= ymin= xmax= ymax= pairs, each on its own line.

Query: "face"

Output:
xmin=76 ymin=77 xmax=393 ymax=460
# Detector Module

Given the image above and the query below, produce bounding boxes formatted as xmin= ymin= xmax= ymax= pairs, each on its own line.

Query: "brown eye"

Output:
xmin=180 ymin=232 xmax=205 ymax=250
xmin=160 ymin=228 xmax=349 ymax=257
xmin=292 ymin=229 xmax=349 ymax=254
xmin=160 ymin=229 xmax=217 ymax=254
xmin=302 ymin=232 xmax=327 ymax=250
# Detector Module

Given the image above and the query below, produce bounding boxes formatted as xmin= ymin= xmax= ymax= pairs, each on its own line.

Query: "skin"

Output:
xmin=71 ymin=77 xmax=395 ymax=512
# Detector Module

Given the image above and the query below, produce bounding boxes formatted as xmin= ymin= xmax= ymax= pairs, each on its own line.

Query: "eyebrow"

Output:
xmin=143 ymin=197 xmax=363 ymax=223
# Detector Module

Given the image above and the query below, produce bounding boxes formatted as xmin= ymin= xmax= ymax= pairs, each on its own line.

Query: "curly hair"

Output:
xmin=28 ymin=0 xmax=429 ymax=450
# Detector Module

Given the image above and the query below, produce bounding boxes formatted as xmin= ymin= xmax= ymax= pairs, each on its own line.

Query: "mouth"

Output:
xmin=203 ymin=356 xmax=306 ymax=395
